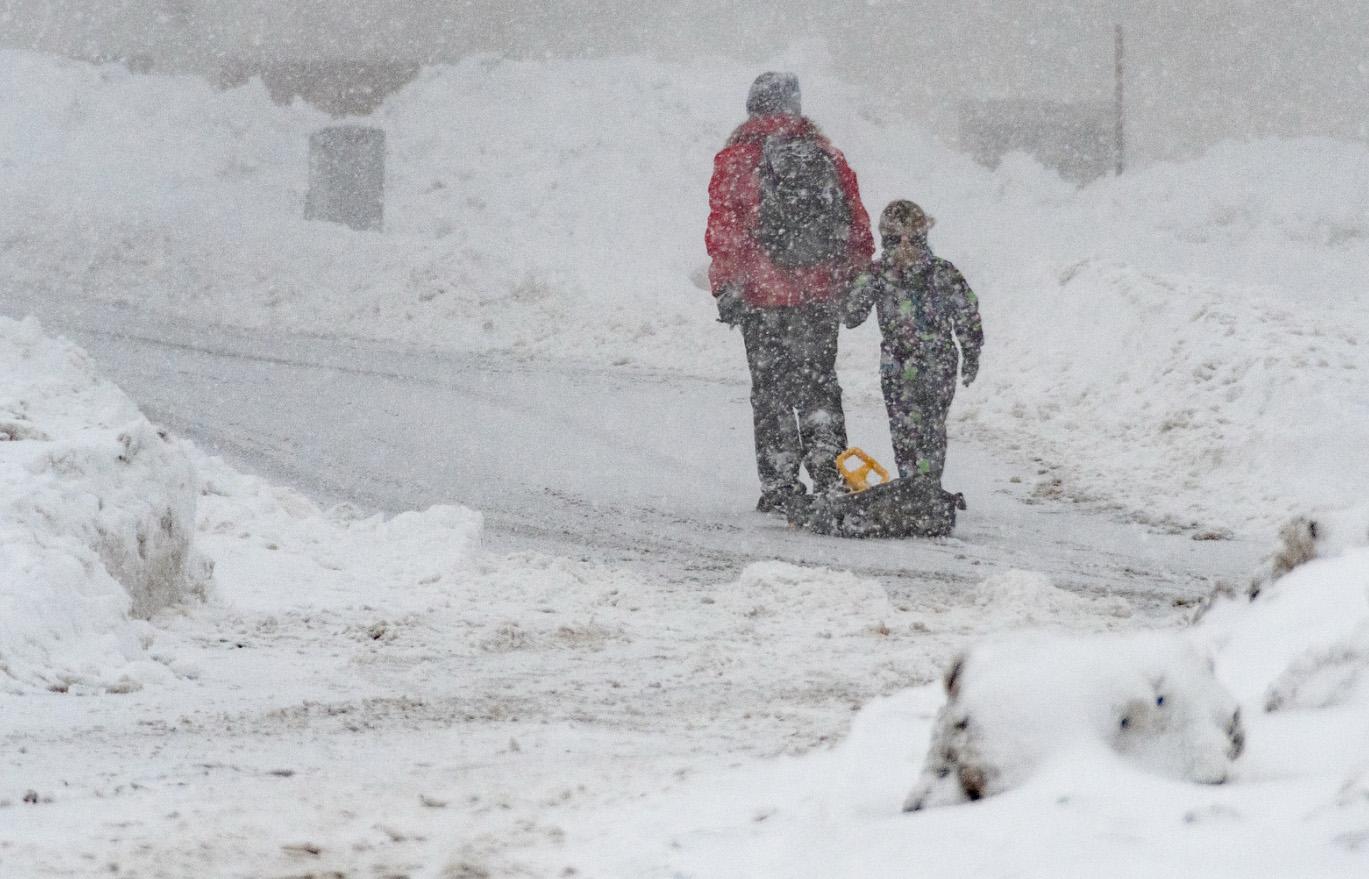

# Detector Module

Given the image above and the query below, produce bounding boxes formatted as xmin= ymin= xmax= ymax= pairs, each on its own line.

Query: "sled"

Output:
xmin=836 ymin=447 xmax=892 ymax=493
xmin=786 ymin=452 xmax=965 ymax=539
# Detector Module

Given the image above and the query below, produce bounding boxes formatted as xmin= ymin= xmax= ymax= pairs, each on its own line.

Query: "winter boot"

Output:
xmin=756 ymin=483 xmax=807 ymax=514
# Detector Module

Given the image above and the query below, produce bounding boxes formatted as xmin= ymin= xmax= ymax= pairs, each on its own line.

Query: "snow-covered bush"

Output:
xmin=1250 ymin=506 xmax=1369 ymax=599
xmin=902 ymin=630 xmax=1243 ymax=811
xmin=906 ymin=503 xmax=1369 ymax=812
xmin=1262 ymin=622 xmax=1369 ymax=713
xmin=1190 ymin=504 xmax=1369 ymax=621
xmin=1196 ymin=503 xmax=1369 ymax=714
xmin=0 ymin=317 xmax=211 ymax=693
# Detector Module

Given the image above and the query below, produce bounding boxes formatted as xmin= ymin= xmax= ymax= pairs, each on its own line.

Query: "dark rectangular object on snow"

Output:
xmin=785 ymin=477 xmax=964 ymax=539
xmin=959 ymin=99 xmax=1114 ymax=185
xmin=305 ymin=125 xmax=385 ymax=231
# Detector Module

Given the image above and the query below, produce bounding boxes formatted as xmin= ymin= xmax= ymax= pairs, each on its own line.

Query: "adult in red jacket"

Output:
xmin=706 ymin=72 xmax=874 ymax=511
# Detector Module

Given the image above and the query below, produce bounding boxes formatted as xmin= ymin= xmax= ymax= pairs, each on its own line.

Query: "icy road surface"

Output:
xmin=13 ymin=296 xmax=1254 ymax=613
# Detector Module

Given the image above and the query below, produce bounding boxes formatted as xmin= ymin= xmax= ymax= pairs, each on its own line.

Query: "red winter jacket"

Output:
xmin=706 ymin=114 xmax=873 ymax=309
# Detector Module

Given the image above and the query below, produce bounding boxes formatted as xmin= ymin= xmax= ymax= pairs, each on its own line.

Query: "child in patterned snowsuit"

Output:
xmin=843 ymin=200 xmax=983 ymax=485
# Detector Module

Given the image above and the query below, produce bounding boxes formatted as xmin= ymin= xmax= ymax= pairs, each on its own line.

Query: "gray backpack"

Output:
xmin=756 ymin=136 xmax=851 ymax=268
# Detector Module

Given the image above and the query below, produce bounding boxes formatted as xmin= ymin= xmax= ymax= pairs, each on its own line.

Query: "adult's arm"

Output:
xmin=705 ymin=143 xmax=763 ymax=297
xmin=830 ymin=149 xmax=875 ymax=274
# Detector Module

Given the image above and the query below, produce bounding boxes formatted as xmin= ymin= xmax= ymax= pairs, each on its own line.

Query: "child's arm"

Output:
xmin=841 ymin=270 xmax=879 ymax=329
xmin=938 ymin=261 xmax=984 ymax=383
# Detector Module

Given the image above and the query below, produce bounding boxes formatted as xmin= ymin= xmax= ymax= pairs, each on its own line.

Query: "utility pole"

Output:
xmin=1115 ymin=23 xmax=1126 ymax=175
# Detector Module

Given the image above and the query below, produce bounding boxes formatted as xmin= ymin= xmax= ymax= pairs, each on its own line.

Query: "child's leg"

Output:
xmin=883 ymin=356 xmax=957 ymax=481
xmin=881 ymin=357 xmax=923 ymax=480
xmin=909 ymin=361 xmax=958 ymax=483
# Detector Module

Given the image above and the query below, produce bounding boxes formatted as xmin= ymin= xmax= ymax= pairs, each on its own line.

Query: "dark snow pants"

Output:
xmin=741 ymin=302 xmax=847 ymax=494
xmin=881 ymin=351 xmax=957 ymax=483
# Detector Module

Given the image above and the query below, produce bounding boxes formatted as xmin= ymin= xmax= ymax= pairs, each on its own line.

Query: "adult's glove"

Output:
xmin=715 ymin=284 xmax=747 ymax=327
xmin=961 ymin=355 xmax=979 ymax=387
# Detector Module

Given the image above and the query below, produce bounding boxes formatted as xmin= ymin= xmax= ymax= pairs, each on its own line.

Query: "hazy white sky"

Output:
xmin=4 ymin=0 xmax=1368 ymax=159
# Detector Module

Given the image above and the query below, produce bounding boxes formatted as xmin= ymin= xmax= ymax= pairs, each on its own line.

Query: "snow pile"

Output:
xmin=962 ymin=256 xmax=1367 ymax=533
xmin=196 ymin=451 xmax=482 ymax=615
xmin=959 ymin=568 xmax=1132 ymax=627
xmin=903 ymin=630 xmax=1243 ymax=811
xmin=534 ymin=508 xmax=1369 ymax=877
xmin=0 ymin=49 xmax=752 ymax=374
xmin=0 ymin=51 xmax=313 ymax=225
xmin=920 ymin=138 xmax=1369 ymax=534
xmin=0 ymin=317 xmax=209 ymax=693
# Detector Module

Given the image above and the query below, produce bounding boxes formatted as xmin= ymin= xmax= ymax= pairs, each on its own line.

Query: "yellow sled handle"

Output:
xmin=836 ymin=447 xmax=891 ymax=493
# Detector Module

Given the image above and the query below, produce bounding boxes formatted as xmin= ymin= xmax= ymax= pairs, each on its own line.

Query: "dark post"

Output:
xmin=305 ymin=126 xmax=385 ymax=231
xmin=1114 ymin=24 xmax=1126 ymax=175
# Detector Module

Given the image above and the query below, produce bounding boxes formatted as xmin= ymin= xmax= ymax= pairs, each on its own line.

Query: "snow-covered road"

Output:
xmin=10 ymin=295 xmax=1257 ymax=613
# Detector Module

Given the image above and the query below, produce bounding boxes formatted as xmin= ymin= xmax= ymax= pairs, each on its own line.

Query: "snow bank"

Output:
xmin=195 ymin=451 xmax=482 ymax=615
xmin=964 ymin=257 xmax=1367 ymax=534
xmin=927 ymin=139 xmax=1369 ymax=534
xmin=0 ymin=317 xmax=209 ymax=693
xmin=0 ymin=49 xmax=746 ymax=375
